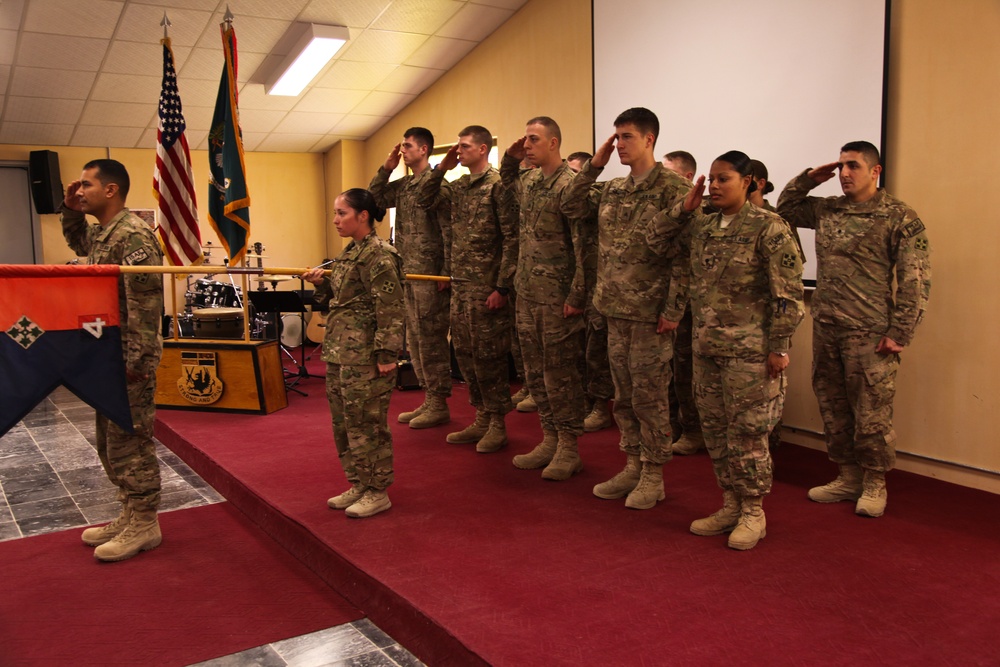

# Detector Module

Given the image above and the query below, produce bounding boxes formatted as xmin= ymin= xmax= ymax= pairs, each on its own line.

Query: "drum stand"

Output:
xmin=248 ymin=290 xmax=320 ymax=396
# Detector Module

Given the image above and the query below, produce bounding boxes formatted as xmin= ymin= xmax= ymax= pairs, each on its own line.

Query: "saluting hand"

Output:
xmin=591 ymin=134 xmax=617 ymax=169
xmin=63 ymin=180 xmax=83 ymax=211
xmin=683 ymin=175 xmax=706 ymax=212
xmin=507 ymin=136 xmax=527 ymax=161
xmin=384 ymin=143 xmax=402 ymax=171
xmin=439 ymin=144 xmax=460 ymax=172
xmin=807 ymin=161 xmax=840 ymax=185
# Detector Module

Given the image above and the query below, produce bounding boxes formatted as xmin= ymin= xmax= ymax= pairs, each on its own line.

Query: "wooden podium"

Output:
xmin=155 ymin=339 xmax=288 ymax=414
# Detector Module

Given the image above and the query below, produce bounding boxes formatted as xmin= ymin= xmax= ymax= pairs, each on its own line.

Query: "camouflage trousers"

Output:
xmin=326 ymin=363 xmax=396 ymax=491
xmin=584 ymin=301 xmax=614 ymax=403
xmin=693 ymin=354 xmax=783 ymax=497
xmin=509 ymin=290 xmax=527 ymax=381
xmin=95 ymin=356 xmax=161 ymax=512
xmin=517 ymin=297 xmax=586 ymax=435
xmin=606 ymin=317 xmax=673 ymax=465
xmin=669 ymin=306 xmax=701 ymax=436
xmin=404 ymin=281 xmax=452 ymax=398
xmin=812 ymin=321 xmax=899 ymax=472
xmin=451 ymin=286 xmax=513 ymax=415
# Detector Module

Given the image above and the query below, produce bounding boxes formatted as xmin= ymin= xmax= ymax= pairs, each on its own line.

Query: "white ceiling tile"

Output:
xmin=311 ymin=135 xmax=346 ymax=153
xmin=404 ymin=35 xmax=476 ymax=70
xmin=130 ymin=0 xmax=213 ymax=11
xmin=0 ymin=65 xmax=9 ymax=89
xmin=80 ymin=100 xmax=156 ymax=128
xmin=0 ymin=0 xmax=26 ymax=31
xmin=293 ymin=87 xmax=369 ymax=114
xmin=471 ymin=0 xmax=529 ymax=10
xmin=119 ymin=5 xmax=214 ymax=47
xmin=298 ymin=0 xmax=391 ymax=29
xmin=236 ymin=83 xmax=300 ymax=111
xmin=91 ymin=73 xmax=162 ymax=103
xmin=70 ymin=125 xmax=144 ymax=148
xmin=4 ymin=96 xmax=85 ymax=124
xmin=196 ymin=14 xmax=290 ymax=53
xmin=330 ymin=114 xmax=389 ymax=138
xmin=236 ymin=131 xmax=267 ymax=152
xmin=104 ymin=40 xmax=192 ymax=77
xmin=437 ymin=4 xmax=513 ymax=42
xmin=274 ymin=111 xmax=342 ymax=134
xmin=0 ymin=121 xmax=74 ymax=145
xmin=0 ymin=30 xmax=16 ymax=65
xmin=175 ymin=78 xmax=232 ymax=109
xmin=236 ymin=108 xmax=289 ymax=133
xmin=176 ymin=107 xmax=215 ymax=132
xmin=23 ymin=0 xmax=124 ymax=38
xmin=215 ymin=0 xmax=311 ymax=21
xmin=17 ymin=32 xmax=109 ymax=71
xmin=371 ymin=0 xmax=463 ymax=34
xmin=256 ymin=133 xmax=326 ymax=152
xmin=375 ymin=65 xmax=445 ymax=94
xmin=138 ymin=128 xmax=159 ymax=149
xmin=9 ymin=66 xmax=96 ymax=99
xmin=315 ymin=59 xmax=396 ymax=90
xmin=180 ymin=47 xmax=266 ymax=83
xmin=339 ymin=30 xmax=427 ymax=65
xmin=352 ymin=91 xmax=414 ymax=118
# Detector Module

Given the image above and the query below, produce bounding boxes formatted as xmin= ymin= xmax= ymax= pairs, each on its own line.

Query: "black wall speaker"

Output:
xmin=28 ymin=150 xmax=63 ymax=215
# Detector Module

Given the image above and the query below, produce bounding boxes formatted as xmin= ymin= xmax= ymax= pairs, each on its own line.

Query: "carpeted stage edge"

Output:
xmin=155 ymin=363 xmax=1000 ymax=667
xmin=0 ymin=502 xmax=362 ymax=667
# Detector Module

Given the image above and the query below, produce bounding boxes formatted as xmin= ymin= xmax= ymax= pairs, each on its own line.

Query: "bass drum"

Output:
xmin=193 ymin=307 xmax=244 ymax=339
xmin=280 ymin=313 xmax=304 ymax=347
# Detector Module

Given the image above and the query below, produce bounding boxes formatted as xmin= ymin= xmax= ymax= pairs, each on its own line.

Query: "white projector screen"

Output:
xmin=593 ymin=0 xmax=889 ymax=285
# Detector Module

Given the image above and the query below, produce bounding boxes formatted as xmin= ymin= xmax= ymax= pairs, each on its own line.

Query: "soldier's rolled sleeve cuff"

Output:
xmin=769 ymin=338 xmax=792 ymax=354
xmin=885 ymin=327 xmax=910 ymax=347
xmin=660 ymin=308 xmax=684 ymax=323
xmin=376 ymin=351 xmax=396 ymax=365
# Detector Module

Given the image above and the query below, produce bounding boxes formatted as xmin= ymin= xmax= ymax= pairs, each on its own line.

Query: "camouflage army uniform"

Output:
xmin=581 ymin=210 xmax=613 ymax=405
xmin=653 ymin=201 xmax=804 ymax=496
xmin=418 ymin=165 xmax=518 ymax=417
xmin=314 ymin=230 xmax=404 ymax=492
xmin=369 ymin=166 xmax=451 ymax=399
xmin=62 ymin=206 xmax=164 ymax=513
xmin=778 ymin=172 xmax=931 ymax=472
xmin=500 ymin=154 xmax=587 ymax=435
xmin=562 ymin=161 xmax=691 ymax=465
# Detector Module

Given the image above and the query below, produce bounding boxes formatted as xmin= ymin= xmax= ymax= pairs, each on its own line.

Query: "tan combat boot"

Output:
xmin=728 ymin=496 xmax=766 ymax=550
xmin=671 ymin=431 xmax=705 ymax=456
xmin=807 ymin=463 xmax=863 ymax=503
xmin=94 ymin=508 xmax=162 ymax=562
xmin=855 ymin=469 xmax=887 ymax=517
xmin=690 ymin=490 xmax=741 ymax=536
xmin=583 ymin=401 xmax=613 ymax=432
xmin=398 ymin=398 xmax=427 ymax=424
xmin=81 ymin=490 xmax=131 ymax=547
xmin=541 ymin=432 xmax=583 ymax=481
xmin=513 ymin=429 xmax=557 ymax=469
xmin=446 ymin=411 xmax=490 ymax=444
xmin=345 ymin=489 xmax=392 ymax=518
xmin=408 ymin=394 xmax=450 ymax=429
xmin=593 ymin=454 xmax=641 ymax=499
xmin=327 ymin=484 xmax=365 ymax=510
xmin=516 ymin=392 xmax=538 ymax=413
xmin=511 ymin=386 xmax=529 ymax=405
xmin=625 ymin=462 xmax=665 ymax=509
xmin=476 ymin=414 xmax=508 ymax=453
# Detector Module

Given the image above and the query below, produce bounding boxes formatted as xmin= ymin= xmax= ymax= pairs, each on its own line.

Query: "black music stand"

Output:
xmin=248 ymin=291 xmax=322 ymax=395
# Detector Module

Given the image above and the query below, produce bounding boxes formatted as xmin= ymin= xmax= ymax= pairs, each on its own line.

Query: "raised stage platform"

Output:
xmin=154 ymin=356 xmax=1000 ymax=666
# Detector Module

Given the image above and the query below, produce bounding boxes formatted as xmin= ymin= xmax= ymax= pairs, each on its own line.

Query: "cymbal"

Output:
xmin=256 ymin=274 xmax=293 ymax=282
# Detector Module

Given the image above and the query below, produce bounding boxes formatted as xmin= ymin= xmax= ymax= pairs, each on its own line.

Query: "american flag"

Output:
xmin=154 ymin=37 xmax=202 ymax=266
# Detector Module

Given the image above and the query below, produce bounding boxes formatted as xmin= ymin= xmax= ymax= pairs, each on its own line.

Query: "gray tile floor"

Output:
xmin=0 ymin=387 xmax=424 ymax=667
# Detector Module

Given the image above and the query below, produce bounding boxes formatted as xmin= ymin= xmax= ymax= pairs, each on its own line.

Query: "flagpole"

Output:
xmin=170 ymin=275 xmax=180 ymax=340
xmin=111 ymin=266 xmax=467 ymax=282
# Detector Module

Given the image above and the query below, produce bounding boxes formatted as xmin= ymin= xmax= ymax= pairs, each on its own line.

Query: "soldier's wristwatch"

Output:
xmin=775 ymin=352 xmax=788 ymax=357
xmin=495 ymin=286 xmax=510 ymax=297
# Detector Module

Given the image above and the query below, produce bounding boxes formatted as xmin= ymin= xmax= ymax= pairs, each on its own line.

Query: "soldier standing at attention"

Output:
xmin=562 ymin=108 xmax=691 ymax=510
xmin=369 ymin=127 xmax=452 ymax=430
xmin=302 ymin=189 xmax=404 ymax=519
xmin=418 ymin=126 xmax=519 ymax=453
xmin=653 ymin=150 xmax=804 ymax=550
xmin=501 ymin=117 xmax=588 ymax=480
xmin=62 ymin=159 xmax=164 ymax=562
xmin=778 ymin=141 xmax=931 ymax=518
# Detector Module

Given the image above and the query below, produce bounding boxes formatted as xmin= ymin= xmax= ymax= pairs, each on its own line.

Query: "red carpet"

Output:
xmin=0 ymin=502 xmax=362 ymax=667
xmin=155 ymin=358 xmax=1000 ymax=666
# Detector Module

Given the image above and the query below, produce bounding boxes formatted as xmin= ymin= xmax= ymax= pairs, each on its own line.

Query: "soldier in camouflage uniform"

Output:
xmin=778 ymin=141 xmax=931 ymax=518
xmin=652 ymin=151 xmax=804 ymax=550
xmin=417 ymin=126 xmax=519 ymax=453
xmin=369 ymin=127 xmax=452 ymax=430
xmin=61 ymin=159 xmax=164 ymax=562
xmin=561 ymin=108 xmax=691 ymax=510
xmin=501 ymin=117 xmax=587 ymax=480
xmin=303 ymin=189 xmax=405 ymax=519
